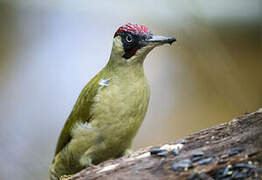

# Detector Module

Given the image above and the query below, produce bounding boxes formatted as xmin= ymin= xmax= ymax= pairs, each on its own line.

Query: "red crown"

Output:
xmin=114 ymin=23 xmax=151 ymax=38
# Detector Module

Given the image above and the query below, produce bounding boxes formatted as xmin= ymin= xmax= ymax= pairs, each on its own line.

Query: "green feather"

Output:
xmin=54 ymin=69 xmax=104 ymax=157
xmin=49 ymin=29 xmax=175 ymax=180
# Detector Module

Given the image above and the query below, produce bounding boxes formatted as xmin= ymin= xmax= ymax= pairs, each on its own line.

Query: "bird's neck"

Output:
xmin=105 ymin=51 xmax=146 ymax=79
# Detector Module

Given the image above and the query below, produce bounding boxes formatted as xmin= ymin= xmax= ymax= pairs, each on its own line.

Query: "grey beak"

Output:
xmin=145 ymin=35 xmax=176 ymax=45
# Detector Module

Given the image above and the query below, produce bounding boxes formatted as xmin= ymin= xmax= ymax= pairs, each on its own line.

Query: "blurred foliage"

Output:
xmin=0 ymin=1 xmax=261 ymax=180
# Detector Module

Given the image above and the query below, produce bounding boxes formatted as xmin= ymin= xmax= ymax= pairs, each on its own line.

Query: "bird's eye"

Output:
xmin=126 ymin=35 xmax=133 ymax=43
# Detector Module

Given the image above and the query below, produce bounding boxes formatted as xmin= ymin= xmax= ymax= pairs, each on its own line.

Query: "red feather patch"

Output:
xmin=114 ymin=23 xmax=151 ymax=38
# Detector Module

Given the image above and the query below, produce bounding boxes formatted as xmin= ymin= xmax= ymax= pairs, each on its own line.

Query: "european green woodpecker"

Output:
xmin=49 ymin=23 xmax=175 ymax=179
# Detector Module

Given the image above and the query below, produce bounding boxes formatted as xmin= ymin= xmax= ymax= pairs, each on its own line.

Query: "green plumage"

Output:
xmin=50 ymin=62 xmax=150 ymax=179
xmin=54 ymin=70 xmax=103 ymax=157
xmin=49 ymin=25 xmax=175 ymax=180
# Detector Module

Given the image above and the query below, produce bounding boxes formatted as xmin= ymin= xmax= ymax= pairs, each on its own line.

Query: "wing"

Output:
xmin=54 ymin=70 xmax=104 ymax=157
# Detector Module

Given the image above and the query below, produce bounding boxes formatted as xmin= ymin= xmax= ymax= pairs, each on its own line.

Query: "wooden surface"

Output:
xmin=66 ymin=108 xmax=262 ymax=180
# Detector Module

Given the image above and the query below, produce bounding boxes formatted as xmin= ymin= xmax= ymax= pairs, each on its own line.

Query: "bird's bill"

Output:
xmin=145 ymin=35 xmax=176 ymax=45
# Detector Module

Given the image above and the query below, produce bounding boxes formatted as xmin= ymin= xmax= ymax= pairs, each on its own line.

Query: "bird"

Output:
xmin=49 ymin=22 xmax=176 ymax=180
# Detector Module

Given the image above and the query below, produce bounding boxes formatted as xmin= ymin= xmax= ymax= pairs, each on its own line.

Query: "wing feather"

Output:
xmin=54 ymin=70 xmax=104 ymax=156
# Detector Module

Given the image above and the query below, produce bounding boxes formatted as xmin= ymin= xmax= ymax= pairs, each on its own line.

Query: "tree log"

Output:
xmin=66 ymin=108 xmax=262 ymax=180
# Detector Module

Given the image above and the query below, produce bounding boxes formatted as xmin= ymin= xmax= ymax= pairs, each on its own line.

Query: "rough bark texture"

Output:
xmin=65 ymin=108 xmax=262 ymax=180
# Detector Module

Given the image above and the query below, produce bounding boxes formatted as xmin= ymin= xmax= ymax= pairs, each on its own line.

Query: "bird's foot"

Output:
xmin=60 ymin=174 xmax=73 ymax=180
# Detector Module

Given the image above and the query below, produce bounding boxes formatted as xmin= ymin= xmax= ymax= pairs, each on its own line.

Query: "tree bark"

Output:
xmin=66 ymin=108 xmax=262 ymax=180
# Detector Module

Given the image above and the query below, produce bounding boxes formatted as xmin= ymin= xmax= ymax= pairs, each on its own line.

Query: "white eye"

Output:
xmin=126 ymin=35 xmax=133 ymax=43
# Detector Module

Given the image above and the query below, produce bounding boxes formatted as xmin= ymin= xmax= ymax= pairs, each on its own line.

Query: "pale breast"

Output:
xmin=90 ymin=76 xmax=150 ymax=144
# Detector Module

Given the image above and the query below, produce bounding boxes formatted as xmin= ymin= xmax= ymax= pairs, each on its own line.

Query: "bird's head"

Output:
xmin=109 ymin=23 xmax=176 ymax=66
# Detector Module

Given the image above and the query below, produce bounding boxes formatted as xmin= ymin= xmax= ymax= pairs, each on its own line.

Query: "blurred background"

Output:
xmin=0 ymin=0 xmax=261 ymax=179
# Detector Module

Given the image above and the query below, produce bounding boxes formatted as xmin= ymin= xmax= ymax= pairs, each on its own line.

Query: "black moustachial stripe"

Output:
xmin=119 ymin=32 xmax=147 ymax=59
